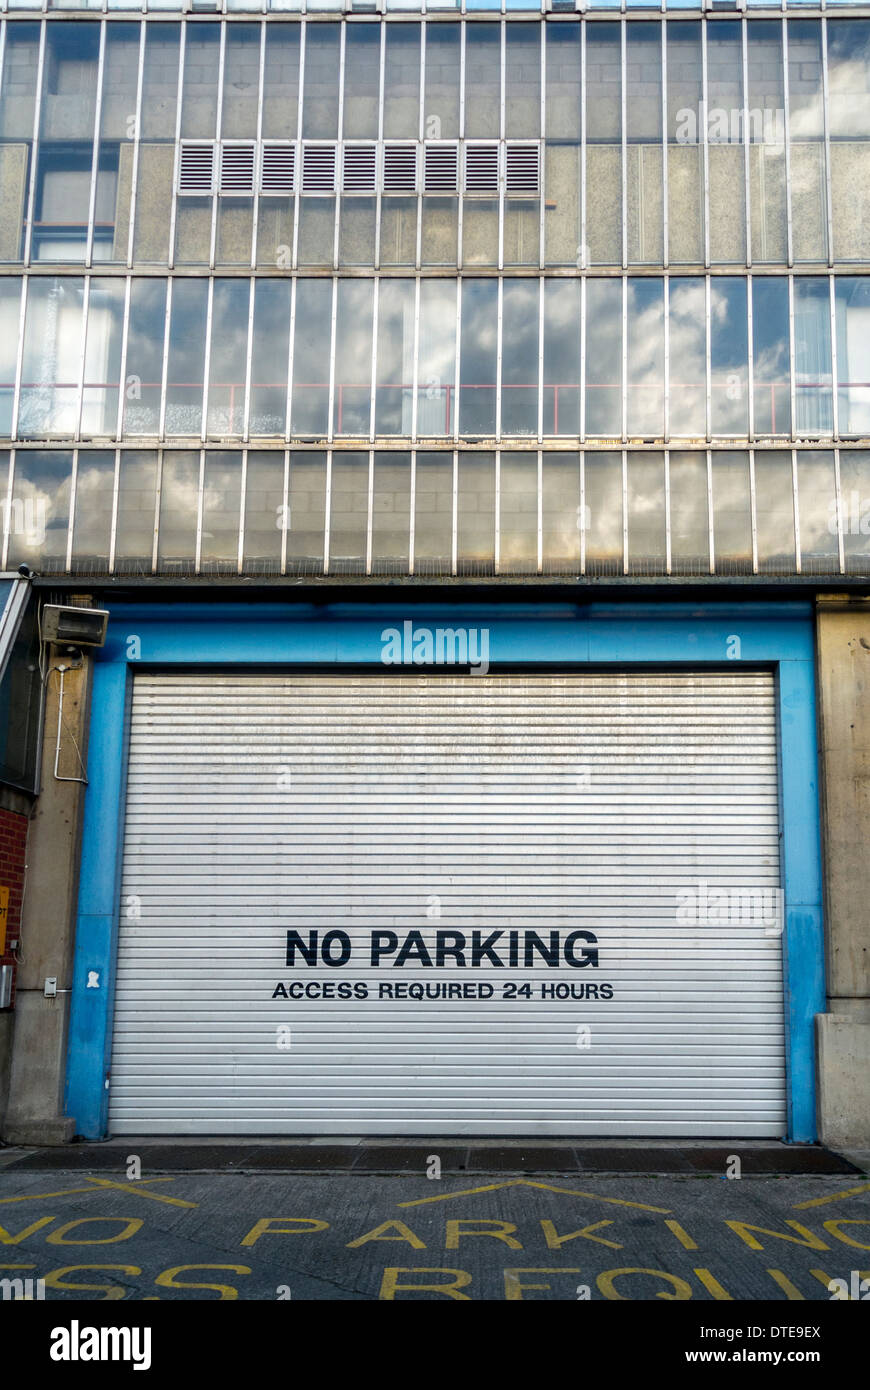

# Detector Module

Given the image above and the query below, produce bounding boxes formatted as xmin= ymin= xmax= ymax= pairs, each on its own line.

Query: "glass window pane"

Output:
xmin=333 ymin=280 xmax=373 ymax=437
xmin=297 ymin=196 xmax=335 ymax=269
xmin=221 ymin=25 xmax=260 ymax=140
xmin=287 ymin=450 xmax=326 ymax=571
xmin=328 ymin=450 xmax=369 ymax=574
xmin=0 ymin=281 xmax=22 ymax=434
xmin=123 ymin=279 xmax=166 ymax=436
xmin=200 ymin=450 xmax=242 ymax=571
xmin=668 ymin=277 xmax=706 ymax=438
xmin=835 ymin=278 xmax=870 ymax=438
xmin=457 ymin=450 xmax=494 ymax=572
xmin=376 ymin=279 xmax=414 ymax=437
xmin=710 ymin=278 xmax=748 ymax=437
xmin=157 ymin=450 xmax=199 ymax=572
xmin=263 ymin=25 xmax=301 ymax=137
xmin=343 ymin=24 xmax=380 ymax=140
xmin=8 ymin=449 xmax=72 ymax=570
xmin=114 ymin=449 xmax=158 ymax=572
xmin=414 ymin=451 xmax=453 ymax=574
xmin=586 ymin=23 xmax=622 ymax=265
xmin=747 ymin=22 xmax=787 ymax=264
xmin=544 ymin=278 xmax=581 ymax=436
xmin=840 ymin=450 xmax=870 ymax=573
xmin=180 ymin=24 xmax=220 ymax=138
xmin=755 ymin=452 xmax=795 ymax=572
xmin=545 ymin=25 xmax=581 ymax=139
xmin=627 ymin=278 xmax=664 ymax=437
xmin=627 ymin=452 xmax=666 ymax=574
xmin=707 ymin=21 xmax=746 ymax=265
xmin=206 ymin=279 xmax=250 ymax=438
xmin=0 ymin=24 xmax=41 ymax=142
xmin=584 ymin=451 xmax=623 ymax=575
xmin=544 ymin=143 xmax=580 ymax=267
xmin=667 ymin=22 xmax=703 ymax=265
xmin=371 ymin=451 xmax=410 ymax=573
xmin=586 ymin=279 xmax=622 ymax=437
xmin=81 ymin=278 xmax=124 ymax=437
xmin=302 ymin=25 xmax=341 ymax=138
xmin=505 ymin=26 xmax=540 ymax=140
xmin=752 ymin=277 xmax=790 ymax=436
xmin=797 ymin=450 xmax=838 ymax=574
xmin=384 ymin=25 xmax=420 ymax=140
xmin=499 ymin=451 xmax=538 ymax=574
xmin=669 ymin=450 xmax=709 ymax=574
xmin=417 ymin=280 xmax=456 ymax=437
xmin=291 ymin=280 xmax=332 ymax=436
xmin=165 ymin=280 xmax=208 ymax=435
xmin=243 ymin=450 xmax=284 ymax=573
xmin=501 ymin=280 xmax=539 ymax=437
xmin=794 ymin=277 xmax=832 ymax=435
xmin=134 ymin=25 xmax=180 ymax=264
xmin=71 ymin=449 xmax=114 ymax=571
xmin=788 ymin=20 xmax=826 ymax=263
xmin=40 ymin=23 xmax=100 ymax=141
xmin=98 ymin=26 xmax=142 ymax=267
xmin=542 ymin=451 xmax=581 ymax=572
xmin=459 ymin=280 xmax=497 ymax=436
xmin=464 ymin=25 xmax=500 ymax=139
xmin=828 ymin=22 xmax=870 ymax=260
xmin=626 ymin=23 xmax=663 ymax=267
xmin=250 ymin=280 xmax=291 ymax=437
xmin=423 ymin=24 xmax=460 ymax=140
xmin=339 ymin=193 xmax=376 ymax=268
xmin=19 ymin=277 xmax=85 ymax=437
xmin=711 ymin=450 xmax=752 ymax=572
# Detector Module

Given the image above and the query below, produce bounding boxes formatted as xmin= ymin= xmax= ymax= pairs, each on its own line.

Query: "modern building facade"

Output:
xmin=0 ymin=1 xmax=868 ymax=1146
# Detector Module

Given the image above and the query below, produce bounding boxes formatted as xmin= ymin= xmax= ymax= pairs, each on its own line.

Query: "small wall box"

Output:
xmin=42 ymin=606 xmax=109 ymax=649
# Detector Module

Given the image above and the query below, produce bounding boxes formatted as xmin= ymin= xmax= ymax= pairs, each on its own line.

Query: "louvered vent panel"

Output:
xmin=178 ymin=143 xmax=215 ymax=194
xmin=261 ymin=143 xmax=296 ymax=195
xmin=383 ymin=144 xmax=417 ymax=194
xmin=423 ymin=144 xmax=459 ymax=194
xmin=302 ymin=145 xmax=337 ymax=193
xmin=342 ymin=144 xmax=377 ymax=193
xmin=219 ymin=143 xmax=256 ymax=195
xmin=505 ymin=143 xmax=541 ymax=197
xmin=464 ymin=143 xmax=500 ymax=195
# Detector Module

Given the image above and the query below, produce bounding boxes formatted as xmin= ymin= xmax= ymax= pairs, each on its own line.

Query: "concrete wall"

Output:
xmin=1 ymin=653 xmax=92 ymax=1145
xmin=815 ymin=596 xmax=870 ymax=1149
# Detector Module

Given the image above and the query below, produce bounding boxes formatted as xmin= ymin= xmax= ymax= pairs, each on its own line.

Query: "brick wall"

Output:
xmin=0 ymin=808 xmax=27 ymax=1009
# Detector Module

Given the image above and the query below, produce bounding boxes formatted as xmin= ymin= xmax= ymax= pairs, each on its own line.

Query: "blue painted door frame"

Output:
xmin=65 ymin=600 xmax=825 ymax=1141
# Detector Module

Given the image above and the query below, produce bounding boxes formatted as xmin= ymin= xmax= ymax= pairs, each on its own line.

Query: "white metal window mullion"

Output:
xmin=209 ymin=22 xmax=227 ymax=272
xmin=126 ymin=20 xmax=147 ymax=270
xmin=829 ymin=272 xmax=839 ymax=442
xmin=280 ymin=447 xmax=289 ymax=575
xmin=620 ymin=18 xmax=627 ymax=271
xmin=374 ymin=19 xmax=385 ymax=270
xmin=820 ymin=18 xmax=834 ymax=269
xmin=326 ymin=276 xmax=338 ymax=444
xmin=705 ymin=274 xmax=712 ymax=443
xmin=451 ymin=447 xmax=458 ymax=576
xmin=580 ymin=20 xmax=586 ymax=269
xmin=536 ymin=447 xmax=542 ymax=575
xmin=242 ymin=275 xmax=255 ymax=442
xmin=0 ymin=451 xmax=13 ymax=570
xmin=22 ymin=22 xmax=46 ymax=268
xmin=237 ymin=447 xmax=247 ymax=575
xmin=157 ymin=276 xmax=173 ymax=441
xmin=787 ymin=273 xmax=797 ymax=442
xmin=700 ymin=15 xmax=710 ymax=271
xmin=114 ymin=275 xmax=131 ymax=442
xmin=538 ymin=19 xmax=545 ymax=273
xmin=706 ymin=446 xmax=715 ymax=575
xmin=334 ymin=23 xmax=346 ymax=272
xmin=661 ymin=17 xmax=668 ymax=270
xmin=365 ymin=448 xmax=374 ymax=576
xmin=833 ymin=446 xmax=845 ymax=576
xmin=741 ymin=15 xmax=751 ymax=270
xmin=74 ymin=275 xmax=92 ymax=444
xmin=536 ymin=275 xmax=544 ymax=444
xmin=621 ymin=276 xmax=627 ymax=443
xmin=781 ymin=16 xmax=794 ymax=271
xmin=495 ymin=276 xmax=503 ymax=441
xmin=579 ymin=274 xmax=586 ymax=443
xmin=416 ymin=19 xmax=425 ymax=271
xmin=663 ymin=274 xmax=670 ymax=443
xmin=10 ymin=275 xmax=28 ymax=442
xmin=664 ymin=447 xmax=671 ymax=575
xmin=791 ymin=446 xmax=802 ymax=574
xmin=251 ymin=20 xmax=266 ymax=272
xmin=201 ymin=276 xmax=215 ymax=445
xmin=621 ymin=446 xmax=628 ymax=575
xmin=284 ymin=277 xmax=297 ymax=445
xmin=457 ymin=22 xmax=466 ymax=271
xmin=747 ymin=272 xmax=755 ymax=441
xmin=749 ymin=445 xmax=759 ymax=574
xmin=108 ymin=447 xmax=121 ymax=574
xmin=453 ymin=276 xmax=461 ymax=445
xmin=85 ymin=20 xmax=107 ymax=270
xmin=150 ymin=449 xmax=162 ymax=574
xmin=369 ymin=277 xmax=379 ymax=444
xmin=579 ymin=448 xmax=586 ymax=576
xmin=292 ymin=19 xmax=306 ymax=270
xmin=410 ymin=275 xmax=420 ymax=442
xmin=194 ymin=447 xmax=206 ymax=574
xmin=168 ymin=21 xmax=187 ymax=271
xmin=65 ymin=450 xmax=78 ymax=573
xmin=323 ymin=448 xmax=333 ymax=574
xmin=494 ymin=448 xmax=500 ymax=575
xmin=409 ymin=448 xmax=416 ymax=576
xmin=498 ymin=18 xmax=505 ymax=272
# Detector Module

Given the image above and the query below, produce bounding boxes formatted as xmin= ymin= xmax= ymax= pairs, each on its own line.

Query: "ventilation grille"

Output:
xmin=261 ymin=143 xmax=295 ymax=195
xmin=383 ymin=144 xmax=417 ymax=194
xmin=178 ymin=143 xmax=215 ymax=194
xmin=505 ymin=144 xmax=541 ymax=196
xmin=342 ymin=144 xmax=377 ymax=194
xmin=423 ymin=144 xmax=459 ymax=194
xmin=465 ymin=144 xmax=500 ymax=195
xmin=302 ymin=145 xmax=337 ymax=193
xmin=219 ymin=143 xmax=256 ymax=195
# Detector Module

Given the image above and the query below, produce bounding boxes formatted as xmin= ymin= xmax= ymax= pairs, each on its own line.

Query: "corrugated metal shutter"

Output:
xmin=110 ymin=671 xmax=786 ymax=1136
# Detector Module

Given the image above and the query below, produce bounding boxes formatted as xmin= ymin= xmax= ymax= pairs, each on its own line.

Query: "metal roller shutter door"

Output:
xmin=110 ymin=671 xmax=786 ymax=1136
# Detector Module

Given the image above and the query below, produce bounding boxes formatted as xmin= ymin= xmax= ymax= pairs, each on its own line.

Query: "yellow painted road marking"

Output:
xmin=399 ymin=1178 xmax=670 ymax=1214
xmin=0 ymin=1187 xmax=108 ymax=1205
xmin=793 ymin=1183 xmax=870 ymax=1210
xmin=0 ymin=1177 xmax=197 ymax=1209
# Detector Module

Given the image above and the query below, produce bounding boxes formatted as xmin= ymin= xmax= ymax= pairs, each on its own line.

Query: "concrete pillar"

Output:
xmin=1 ymin=649 xmax=93 ymax=1145
xmin=814 ymin=595 xmax=870 ymax=1149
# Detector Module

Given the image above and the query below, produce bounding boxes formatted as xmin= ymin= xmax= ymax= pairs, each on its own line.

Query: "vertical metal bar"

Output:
xmin=85 ymin=20 xmax=107 ymax=270
xmin=65 ymin=449 xmax=78 ymax=573
xmin=706 ymin=446 xmax=715 ymax=575
xmin=539 ymin=19 xmax=546 ymax=272
xmin=536 ymin=447 xmax=542 ymax=575
xmin=326 ymin=275 xmax=338 ymax=443
xmin=334 ymin=21 xmax=346 ymax=271
xmin=494 ymin=448 xmax=500 ymax=575
xmin=742 ymin=14 xmax=752 ymax=270
xmin=284 ymin=277 xmax=297 ymax=444
xmin=580 ymin=18 xmax=587 ymax=270
xmin=579 ymin=447 xmax=586 ymax=576
xmin=663 ymin=274 xmax=670 ymax=443
xmin=781 ymin=15 xmax=794 ymax=270
xmin=74 ymin=275 xmax=92 ymax=444
xmin=536 ymin=275 xmax=544 ymax=444
xmin=108 ymin=447 xmax=120 ymax=575
xmin=451 ymin=447 xmax=458 ymax=576
xmin=792 ymin=446 xmax=801 ymax=574
xmin=126 ymin=20 xmax=147 ymax=269
xmin=409 ymin=448 xmax=416 ymax=577
xmin=620 ymin=18 xmax=627 ymax=271
xmin=416 ymin=18 xmax=425 ymax=272
xmin=280 ymin=447 xmax=289 ymax=575
xmin=664 ymin=447 xmax=671 ymax=575
xmin=661 ymin=16 xmax=668 ymax=270
xmin=365 ymin=448 xmax=374 ymax=576
xmin=453 ymin=277 xmax=462 ymax=445
xmin=788 ymin=273 xmax=797 ymax=441
xmin=210 ymin=21 xmax=227 ymax=271
xmin=579 ymin=274 xmax=586 ymax=443
xmin=821 ymin=17 xmax=834 ymax=269
xmin=458 ymin=22 xmax=466 ymax=271
xmin=323 ymin=449 xmax=332 ymax=575
xmin=292 ymin=20 xmax=306 ymax=269
xmin=621 ymin=446 xmax=628 ymax=575
xmin=10 ymin=275 xmax=27 ymax=442
xmin=375 ymin=18 xmax=385 ymax=270
xmin=167 ymin=20 xmax=187 ymax=271
xmin=0 ymin=450 xmax=13 ymax=570
xmin=747 ymin=272 xmax=755 ymax=441
xmin=498 ymin=18 xmax=505 ymax=272
xmin=495 ymin=276 xmax=503 ymax=441
xmin=705 ymin=273 xmax=712 ymax=443
xmin=369 ymin=276 xmax=379 ymax=444
xmin=150 ymin=449 xmax=162 ymax=574
xmin=157 ymin=276 xmax=173 ymax=441
xmin=749 ymin=445 xmax=759 ymax=574
xmin=22 ymin=22 xmax=46 ymax=269
xmin=411 ymin=277 xmax=421 ymax=443
xmin=251 ymin=20 xmax=266 ymax=271
xmin=621 ymin=274 xmax=627 ymax=442
xmin=833 ymin=446 xmax=845 ymax=576
xmin=194 ymin=448 xmax=205 ymax=574
xmin=701 ymin=14 xmax=710 ymax=270
xmin=829 ymin=271 xmax=839 ymax=442
xmin=237 ymin=447 xmax=247 ymax=576
xmin=201 ymin=276 xmax=215 ymax=445
xmin=242 ymin=275 xmax=255 ymax=442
